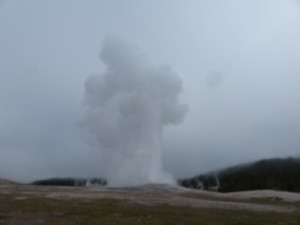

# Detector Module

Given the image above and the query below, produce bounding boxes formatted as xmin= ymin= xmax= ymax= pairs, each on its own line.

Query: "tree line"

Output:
xmin=178 ymin=157 xmax=300 ymax=193
xmin=31 ymin=177 xmax=107 ymax=187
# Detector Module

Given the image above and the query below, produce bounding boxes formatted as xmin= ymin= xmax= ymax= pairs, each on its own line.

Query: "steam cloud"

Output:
xmin=83 ymin=38 xmax=188 ymax=186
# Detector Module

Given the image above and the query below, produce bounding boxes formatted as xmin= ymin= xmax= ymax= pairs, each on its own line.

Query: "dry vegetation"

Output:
xmin=0 ymin=180 xmax=300 ymax=225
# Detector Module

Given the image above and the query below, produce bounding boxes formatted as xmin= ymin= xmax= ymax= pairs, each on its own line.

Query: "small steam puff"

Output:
xmin=83 ymin=38 xmax=188 ymax=186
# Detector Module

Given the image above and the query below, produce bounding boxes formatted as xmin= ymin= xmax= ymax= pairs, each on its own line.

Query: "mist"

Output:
xmin=1 ymin=0 xmax=300 ymax=183
xmin=82 ymin=38 xmax=187 ymax=186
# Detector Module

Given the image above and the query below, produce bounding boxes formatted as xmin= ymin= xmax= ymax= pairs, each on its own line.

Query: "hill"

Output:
xmin=179 ymin=157 xmax=300 ymax=193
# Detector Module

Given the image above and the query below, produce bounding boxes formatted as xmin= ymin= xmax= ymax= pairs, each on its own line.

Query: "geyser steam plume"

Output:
xmin=83 ymin=38 xmax=188 ymax=186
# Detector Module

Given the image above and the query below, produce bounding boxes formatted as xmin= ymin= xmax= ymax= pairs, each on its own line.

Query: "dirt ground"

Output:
xmin=1 ymin=180 xmax=300 ymax=213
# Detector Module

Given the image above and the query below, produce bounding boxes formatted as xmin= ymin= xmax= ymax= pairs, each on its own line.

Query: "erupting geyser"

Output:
xmin=83 ymin=38 xmax=188 ymax=186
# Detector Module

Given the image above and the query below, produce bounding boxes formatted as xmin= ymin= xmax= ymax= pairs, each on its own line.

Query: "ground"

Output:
xmin=0 ymin=179 xmax=300 ymax=225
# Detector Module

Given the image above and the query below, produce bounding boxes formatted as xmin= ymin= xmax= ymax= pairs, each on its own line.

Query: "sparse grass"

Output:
xmin=182 ymin=192 xmax=300 ymax=209
xmin=0 ymin=193 xmax=300 ymax=225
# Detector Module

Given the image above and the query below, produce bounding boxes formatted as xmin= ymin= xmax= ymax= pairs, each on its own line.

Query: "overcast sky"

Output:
xmin=1 ymin=0 xmax=300 ymax=182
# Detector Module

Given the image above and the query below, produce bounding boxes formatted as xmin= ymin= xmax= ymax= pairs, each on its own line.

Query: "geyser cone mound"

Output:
xmin=123 ymin=183 xmax=192 ymax=193
xmin=83 ymin=37 xmax=188 ymax=186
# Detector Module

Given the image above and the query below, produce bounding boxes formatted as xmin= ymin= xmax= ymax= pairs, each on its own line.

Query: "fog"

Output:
xmin=0 ymin=0 xmax=300 ymax=182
